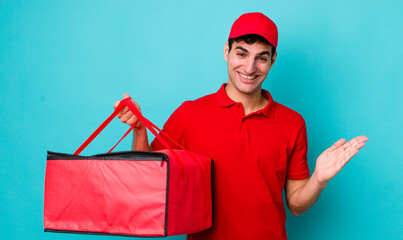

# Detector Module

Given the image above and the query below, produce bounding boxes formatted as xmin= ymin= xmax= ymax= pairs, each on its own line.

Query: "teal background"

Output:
xmin=1 ymin=0 xmax=402 ymax=239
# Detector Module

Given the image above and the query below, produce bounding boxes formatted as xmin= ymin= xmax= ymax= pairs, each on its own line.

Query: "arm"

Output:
xmin=285 ymin=136 xmax=368 ymax=216
xmin=114 ymin=93 xmax=152 ymax=151
xmin=131 ymin=125 xmax=152 ymax=151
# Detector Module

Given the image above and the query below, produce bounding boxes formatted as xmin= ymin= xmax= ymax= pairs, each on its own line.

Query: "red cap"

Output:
xmin=228 ymin=12 xmax=278 ymax=49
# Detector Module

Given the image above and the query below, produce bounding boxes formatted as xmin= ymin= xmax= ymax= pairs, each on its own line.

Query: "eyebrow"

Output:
xmin=234 ymin=46 xmax=271 ymax=57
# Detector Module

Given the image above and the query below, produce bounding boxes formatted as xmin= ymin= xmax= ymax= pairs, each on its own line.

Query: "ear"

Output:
xmin=269 ymin=51 xmax=277 ymax=70
xmin=224 ymin=41 xmax=229 ymax=62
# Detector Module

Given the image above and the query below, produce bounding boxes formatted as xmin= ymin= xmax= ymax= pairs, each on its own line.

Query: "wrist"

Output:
xmin=133 ymin=121 xmax=145 ymax=131
xmin=132 ymin=122 xmax=151 ymax=151
xmin=133 ymin=122 xmax=147 ymax=142
xmin=311 ymin=171 xmax=328 ymax=189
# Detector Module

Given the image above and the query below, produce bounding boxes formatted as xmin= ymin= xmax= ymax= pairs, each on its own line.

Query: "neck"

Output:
xmin=225 ymin=84 xmax=268 ymax=115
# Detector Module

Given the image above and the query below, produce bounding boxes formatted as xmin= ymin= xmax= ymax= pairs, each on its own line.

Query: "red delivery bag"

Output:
xmin=44 ymin=98 xmax=213 ymax=237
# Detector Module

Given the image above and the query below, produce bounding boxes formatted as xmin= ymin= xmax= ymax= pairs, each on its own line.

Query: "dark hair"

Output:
xmin=228 ymin=34 xmax=275 ymax=57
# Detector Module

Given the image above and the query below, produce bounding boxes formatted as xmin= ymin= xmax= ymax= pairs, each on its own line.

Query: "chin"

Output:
xmin=237 ymin=82 xmax=262 ymax=94
xmin=236 ymin=86 xmax=259 ymax=95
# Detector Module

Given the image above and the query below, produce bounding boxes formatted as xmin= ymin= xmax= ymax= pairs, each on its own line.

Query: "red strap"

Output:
xmin=73 ymin=99 xmax=195 ymax=170
xmin=107 ymin=124 xmax=135 ymax=153
xmin=145 ymin=117 xmax=202 ymax=168
xmin=74 ymin=100 xmax=127 ymax=155
xmin=121 ymin=99 xmax=186 ymax=169
xmin=119 ymin=100 xmax=195 ymax=156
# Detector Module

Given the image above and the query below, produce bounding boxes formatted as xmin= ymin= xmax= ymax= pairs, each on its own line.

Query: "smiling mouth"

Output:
xmin=238 ymin=72 xmax=258 ymax=82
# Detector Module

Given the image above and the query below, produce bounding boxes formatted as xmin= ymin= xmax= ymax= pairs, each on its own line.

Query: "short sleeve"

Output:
xmin=150 ymin=102 xmax=189 ymax=151
xmin=286 ymin=120 xmax=310 ymax=180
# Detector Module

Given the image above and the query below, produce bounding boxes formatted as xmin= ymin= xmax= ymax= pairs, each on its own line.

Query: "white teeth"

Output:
xmin=239 ymin=73 xmax=256 ymax=80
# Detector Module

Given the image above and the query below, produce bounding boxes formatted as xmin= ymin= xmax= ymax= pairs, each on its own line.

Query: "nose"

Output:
xmin=244 ymin=58 xmax=257 ymax=74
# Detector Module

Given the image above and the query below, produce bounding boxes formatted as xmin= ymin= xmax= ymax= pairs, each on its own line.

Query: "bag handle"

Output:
xmin=73 ymin=99 xmax=128 ymax=155
xmin=73 ymin=99 xmax=201 ymax=172
xmin=122 ymin=99 xmax=203 ymax=169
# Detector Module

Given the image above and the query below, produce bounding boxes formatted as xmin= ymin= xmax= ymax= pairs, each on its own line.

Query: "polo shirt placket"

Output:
xmin=235 ymin=103 xmax=248 ymax=140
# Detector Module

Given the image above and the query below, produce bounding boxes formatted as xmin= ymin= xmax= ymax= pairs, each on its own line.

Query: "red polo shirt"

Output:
xmin=151 ymin=84 xmax=310 ymax=240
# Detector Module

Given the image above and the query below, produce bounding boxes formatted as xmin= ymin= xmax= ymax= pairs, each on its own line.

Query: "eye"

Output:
xmin=237 ymin=53 xmax=246 ymax=57
xmin=259 ymin=57 xmax=268 ymax=62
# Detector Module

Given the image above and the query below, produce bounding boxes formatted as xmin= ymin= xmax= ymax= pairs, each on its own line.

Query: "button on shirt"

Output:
xmin=151 ymin=84 xmax=310 ymax=240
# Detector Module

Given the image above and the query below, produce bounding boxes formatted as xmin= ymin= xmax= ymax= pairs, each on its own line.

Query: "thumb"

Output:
xmin=113 ymin=101 xmax=119 ymax=108
xmin=123 ymin=93 xmax=131 ymax=99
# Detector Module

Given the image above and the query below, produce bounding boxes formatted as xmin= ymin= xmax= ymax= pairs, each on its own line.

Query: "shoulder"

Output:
xmin=273 ymin=101 xmax=305 ymax=126
xmin=177 ymin=92 xmax=217 ymax=113
xmin=273 ymin=102 xmax=307 ymax=145
xmin=163 ymin=92 xmax=217 ymax=133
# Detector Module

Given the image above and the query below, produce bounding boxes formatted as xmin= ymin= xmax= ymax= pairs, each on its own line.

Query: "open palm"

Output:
xmin=315 ymin=135 xmax=368 ymax=183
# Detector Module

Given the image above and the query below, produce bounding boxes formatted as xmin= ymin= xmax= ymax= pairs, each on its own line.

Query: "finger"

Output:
xmin=120 ymin=110 xmax=134 ymax=123
xmin=328 ymin=138 xmax=346 ymax=151
xmin=126 ymin=115 xmax=138 ymax=126
xmin=345 ymin=148 xmax=359 ymax=163
xmin=117 ymin=106 xmax=130 ymax=118
xmin=122 ymin=95 xmax=141 ymax=113
xmin=344 ymin=137 xmax=367 ymax=152
xmin=343 ymin=144 xmax=365 ymax=163
xmin=114 ymin=101 xmax=120 ymax=109
xmin=132 ymin=99 xmax=142 ymax=113
xmin=344 ymin=136 xmax=368 ymax=148
xmin=355 ymin=141 xmax=366 ymax=150
xmin=342 ymin=139 xmax=366 ymax=165
xmin=119 ymin=108 xmax=133 ymax=121
xmin=360 ymin=135 xmax=369 ymax=142
xmin=115 ymin=93 xmax=131 ymax=109
xmin=351 ymin=135 xmax=369 ymax=145
xmin=339 ymin=148 xmax=359 ymax=169
xmin=342 ymin=136 xmax=362 ymax=150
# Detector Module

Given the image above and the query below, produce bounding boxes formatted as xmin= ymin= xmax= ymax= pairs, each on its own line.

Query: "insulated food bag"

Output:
xmin=44 ymin=98 xmax=213 ymax=237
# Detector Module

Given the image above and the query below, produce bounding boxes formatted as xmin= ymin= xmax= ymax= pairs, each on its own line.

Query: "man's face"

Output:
xmin=224 ymin=40 xmax=276 ymax=97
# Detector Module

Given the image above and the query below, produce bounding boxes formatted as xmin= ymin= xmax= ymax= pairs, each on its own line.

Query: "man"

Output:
xmin=114 ymin=12 xmax=368 ymax=240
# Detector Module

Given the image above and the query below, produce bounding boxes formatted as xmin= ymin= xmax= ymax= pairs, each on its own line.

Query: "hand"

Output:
xmin=314 ymin=135 xmax=369 ymax=186
xmin=114 ymin=93 xmax=144 ymax=128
